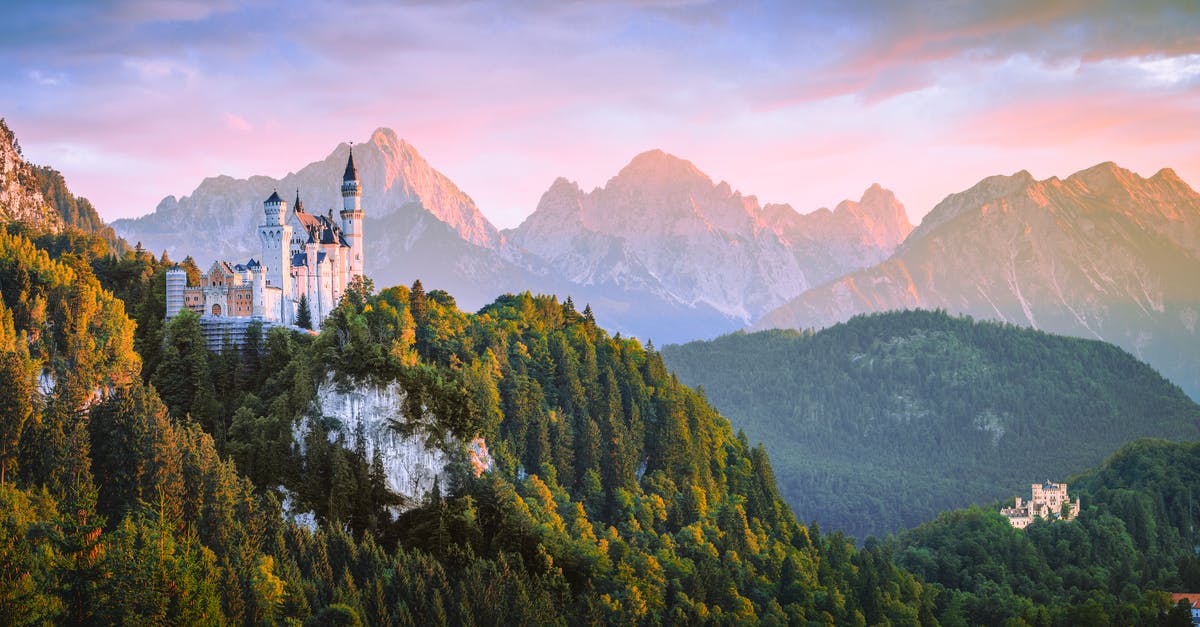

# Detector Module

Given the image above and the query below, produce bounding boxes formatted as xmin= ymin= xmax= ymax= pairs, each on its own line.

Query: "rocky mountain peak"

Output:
xmin=906 ymin=169 xmax=1038 ymax=246
xmin=611 ymin=149 xmax=712 ymax=190
xmin=838 ymin=183 xmax=913 ymax=248
xmin=113 ymin=128 xmax=503 ymax=267
xmin=756 ymin=161 xmax=1200 ymax=400
xmin=1067 ymin=161 xmax=1138 ymax=194
xmin=369 ymin=126 xmax=401 ymax=145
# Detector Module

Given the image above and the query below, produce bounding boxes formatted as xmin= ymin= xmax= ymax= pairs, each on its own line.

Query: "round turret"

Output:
xmin=165 ymin=266 xmax=187 ymax=319
xmin=339 ymin=148 xmax=365 ymax=280
xmin=264 ymin=189 xmax=287 ymax=225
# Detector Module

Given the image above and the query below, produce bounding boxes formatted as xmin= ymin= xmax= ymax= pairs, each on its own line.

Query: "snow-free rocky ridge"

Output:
xmin=756 ymin=162 xmax=1200 ymax=399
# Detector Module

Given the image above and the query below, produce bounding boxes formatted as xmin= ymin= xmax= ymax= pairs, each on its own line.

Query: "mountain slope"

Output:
xmin=662 ymin=310 xmax=1200 ymax=538
xmin=755 ymin=162 xmax=1200 ymax=399
xmin=0 ymin=118 xmax=63 ymax=230
xmin=508 ymin=149 xmax=912 ymax=323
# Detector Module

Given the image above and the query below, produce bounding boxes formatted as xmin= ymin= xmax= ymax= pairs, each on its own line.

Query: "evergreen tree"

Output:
xmin=297 ymin=294 xmax=313 ymax=330
xmin=0 ymin=349 xmax=33 ymax=485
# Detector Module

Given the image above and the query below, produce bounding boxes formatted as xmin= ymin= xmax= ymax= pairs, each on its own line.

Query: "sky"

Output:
xmin=2 ymin=0 xmax=1199 ymax=229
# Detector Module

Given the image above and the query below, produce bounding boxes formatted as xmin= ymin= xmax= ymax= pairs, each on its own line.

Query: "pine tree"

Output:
xmin=0 ymin=349 xmax=33 ymax=485
xmin=297 ymin=294 xmax=313 ymax=330
xmin=409 ymin=280 xmax=428 ymax=327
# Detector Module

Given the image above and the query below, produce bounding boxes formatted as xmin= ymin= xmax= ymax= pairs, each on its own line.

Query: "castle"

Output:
xmin=165 ymin=151 xmax=364 ymax=335
xmin=1001 ymin=481 xmax=1081 ymax=529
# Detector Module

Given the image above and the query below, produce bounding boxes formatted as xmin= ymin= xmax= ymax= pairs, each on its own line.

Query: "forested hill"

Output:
xmin=661 ymin=310 xmax=1200 ymax=539
xmin=0 ymin=222 xmax=940 ymax=624
xmin=895 ymin=438 xmax=1200 ymax=624
xmin=0 ymin=118 xmax=128 ymax=252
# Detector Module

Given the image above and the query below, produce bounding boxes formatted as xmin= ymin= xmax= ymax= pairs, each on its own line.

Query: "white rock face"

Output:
xmin=304 ymin=376 xmax=491 ymax=509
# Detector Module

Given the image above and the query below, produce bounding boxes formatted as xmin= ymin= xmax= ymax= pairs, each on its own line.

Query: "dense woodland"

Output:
xmin=895 ymin=438 xmax=1200 ymax=625
xmin=0 ymin=223 xmax=943 ymax=624
xmin=661 ymin=314 xmax=1200 ymax=538
xmin=2 ymin=131 xmax=1199 ymax=623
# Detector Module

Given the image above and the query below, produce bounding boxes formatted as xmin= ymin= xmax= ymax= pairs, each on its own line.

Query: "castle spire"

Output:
xmin=343 ymin=143 xmax=358 ymax=183
xmin=294 ymin=189 xmax=305 ymax=213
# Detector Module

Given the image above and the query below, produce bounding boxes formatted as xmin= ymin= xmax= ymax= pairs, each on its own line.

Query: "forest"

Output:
xmin=0 ymin=128 xmax=1197 ymax=623
xmin=661 ymin=314 xmax=1200 ymax=538
xmin=0 ymin=222 xmax=941 ymax=624
xmin=895 ymin=438 xmax=1200 ymax=625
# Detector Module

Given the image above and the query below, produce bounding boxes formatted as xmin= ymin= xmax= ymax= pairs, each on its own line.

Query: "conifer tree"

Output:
xmin=297 ymin=294 xmax=313 ymax=330
xmin=409 ymin=280 xmax=428 ymax=327
xmin=0 ymin=349 xmax=33 ymax=485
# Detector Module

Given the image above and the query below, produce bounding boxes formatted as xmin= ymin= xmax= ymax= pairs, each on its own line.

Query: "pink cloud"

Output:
xmin=223 ymin=112 xmax=252 ymax=133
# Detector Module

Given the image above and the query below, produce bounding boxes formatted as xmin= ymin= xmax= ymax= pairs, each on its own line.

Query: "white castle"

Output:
xmin=165 ymin=150 xmax=364 ymax=332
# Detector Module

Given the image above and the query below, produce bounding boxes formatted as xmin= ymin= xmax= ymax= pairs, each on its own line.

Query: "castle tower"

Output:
xmin=258 ymin=189 xmax=293 ymax=322
xmin=165 ymin=266 xmax=186 ymax=319
xmin=339 ymin=147 xmax=364 ymax=281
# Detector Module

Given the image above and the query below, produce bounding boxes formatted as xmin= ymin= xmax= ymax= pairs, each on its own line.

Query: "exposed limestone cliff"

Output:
xmin=299 ymin=376 xmax=491 ymax=510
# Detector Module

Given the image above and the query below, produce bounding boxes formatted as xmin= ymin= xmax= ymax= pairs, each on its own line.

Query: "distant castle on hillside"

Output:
xmin=1001 ymin=481 xmax=1081 ymax=529
xmin=165 ymin=150 xmax=365 ymax=339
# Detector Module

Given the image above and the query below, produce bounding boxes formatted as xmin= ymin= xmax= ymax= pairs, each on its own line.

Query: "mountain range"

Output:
xmin=112 ymin=128 xmax=911 ymax=343
xmin=506 ymin=149 xmax=910 ymax=322
xmin=755 ymin=162 xmax=1200 ymax=399
xmin=16 ymin=120 xmax=1200 ymax=398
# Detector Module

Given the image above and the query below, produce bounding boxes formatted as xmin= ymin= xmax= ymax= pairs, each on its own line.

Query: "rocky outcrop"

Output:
xmin=302 ymin=377 xmax=492 ymax=509
xmin=756 ymin=162 xmax=1200 ymax=399
xmin=0 ymin=120 xmax=62 ymax=230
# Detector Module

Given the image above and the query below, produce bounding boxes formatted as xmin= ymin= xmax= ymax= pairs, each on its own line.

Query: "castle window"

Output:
xmin=212 ymin=304 xmax=222 ymax=316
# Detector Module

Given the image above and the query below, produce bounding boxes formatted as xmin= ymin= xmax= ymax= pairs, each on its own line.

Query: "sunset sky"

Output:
xmin=2 ymin=1 xmax=1198 ymax=228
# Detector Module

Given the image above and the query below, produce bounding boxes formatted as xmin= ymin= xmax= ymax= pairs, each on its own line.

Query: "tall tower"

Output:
xmin=339 ymin=146 xmax=364 ymax=281
xmin=258 ymin=189 xmax=294 ymax=322
xmin=165 ymin=266 xmax=186 ymax=319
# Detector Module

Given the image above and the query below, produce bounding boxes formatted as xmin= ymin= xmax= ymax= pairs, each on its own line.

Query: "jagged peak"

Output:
xmin=612 ymin=149 xmax=711 ymax=188
xmin=904 ymin=169 xmax=1040 ymax=247
xmin=359 ymin=128 xmax=422 ymax=163
xmin=1066 ymin=161 xmax=1137 ymax=187
xmin=370 ymin=127 xmax=400 ymax=143
xmin=548 ymin=176 xmax=583 ymax=194
xmin=859 ymin=182 xmax=897 ymax=204
xmin=1153 ymin=167 xmax=1182 ymax=182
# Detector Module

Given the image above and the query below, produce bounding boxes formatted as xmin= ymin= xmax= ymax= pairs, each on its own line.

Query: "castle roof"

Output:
xmin=294 ymin=190 xmax=305 ymax=213
xmin=265 ymin=190 xmax=283 ymax=204
xmin=291 ymin=209 xmax=351 ymax=249
xmin=343 ymin=150 xmax=358 ymax=182
xmin=294 ymin=210 xmax=322 ymax=232
xmin=208 ymin=260 xmax=235 ymax=276
xmin=291 ymin=251 xmax=329 ymax=267
xmin=233 ymin=258 xmax=261 ymax=272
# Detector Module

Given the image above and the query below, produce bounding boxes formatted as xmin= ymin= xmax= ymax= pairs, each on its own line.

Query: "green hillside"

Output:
xmin=0 ymin=225 xmax=937 ymax=624
xmin=661 ymin=310 xmax=1200 ymax=538
xmin=896 ymin=438 xmax=1200 ymax=625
